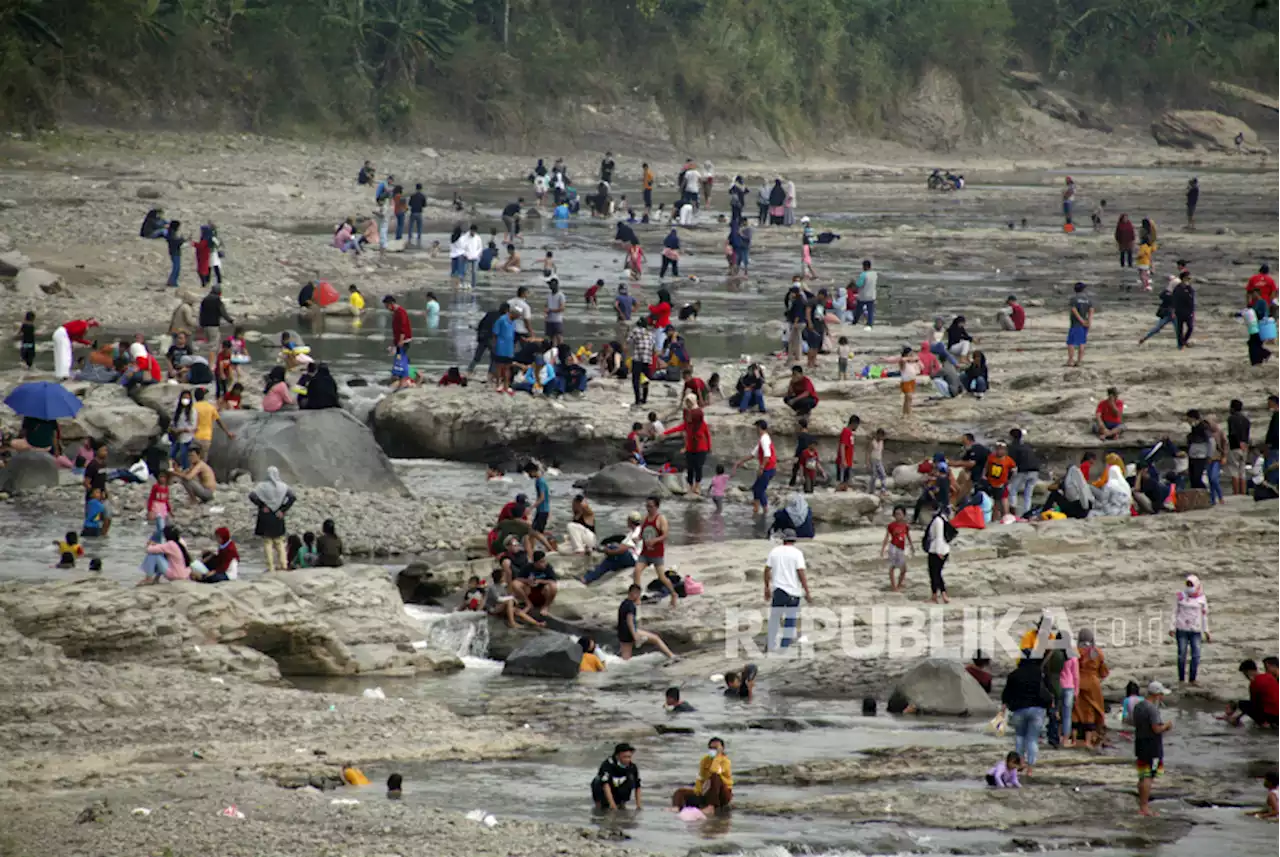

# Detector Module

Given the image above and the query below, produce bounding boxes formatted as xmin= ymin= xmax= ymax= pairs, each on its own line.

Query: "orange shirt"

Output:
xmin=985 ymin=455 xmax=1016 ymax=488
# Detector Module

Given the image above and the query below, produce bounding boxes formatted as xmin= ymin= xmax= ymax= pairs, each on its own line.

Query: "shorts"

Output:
xmin=989 ymin=483 xmax=1009 ymax=500
xmin=900 ymin=380 xmax=916 ymax=394
xmin=545 ymin=321 xmax=563 ymax=338
xmin=494 ymin=356 xmax=513 ymax=366
xmin=1066 ymin=326 xmax=1089 ymax=347
xmin=1101 ymin=418 xmax=1122 ymax=430
xmin=1136 ymin=758 xmax=1163 ymax=780
xmin=203 ymin=326 xmax=221 ymax=343
xmin=532 ymin=510 xmax=549 ymax=532
xmin=637 ymin=554 xmax=664 ymax=568
xmin=886 ymin=545 xmax=907 ymax=568
xmin=617 ymin=624 xmax=636 ymax=645
xmin=837 ymin=356 xmax=848 ymax=374
xmin=1227 ymin=448 xmax=1248 ymax=479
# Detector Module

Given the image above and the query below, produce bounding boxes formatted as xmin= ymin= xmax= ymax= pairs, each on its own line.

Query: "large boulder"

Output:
xmin=1151 ymin=110 xmax=1267 ymax=153
xmin=891 ymin=464 xmax=927 ymax=490
xmin=0 ymin=250 xmax=30 ymax=277
xmin=806 ymin=492 xmax=881 ymax=524
xmin=13 ymin=267 xmax=64 ymax=296
xmin=0 ymin=566 xmax=462 ymax=681
xmin=576 ymin=462 xmax=668 ymax=498
xmin=207 ymin=409 xmax=409 ymax=495
xmin=501 ymin=633 xmax=582 ymax=679
xmin=67 ymin=383 xmax=161 ymax=456
xmin=888 ymin=659 xmax=997 ymax=717
xmin=0 ymin=450 xmax=59 ymax=494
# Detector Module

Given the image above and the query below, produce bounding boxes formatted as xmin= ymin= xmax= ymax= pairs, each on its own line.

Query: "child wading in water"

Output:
xmin=1248 ymin=770 xmax=1278 ymax=819
xmin=708 ymin=465 xmax=731 ymax=513
xmin=986 ymin=752 xmax=1023 ymax=788
xmin=881 ymin=505 xmax=914 ymax=592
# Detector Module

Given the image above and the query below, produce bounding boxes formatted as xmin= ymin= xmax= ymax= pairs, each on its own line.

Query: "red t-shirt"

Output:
xmin=1096 ymin=398 xmax=1124 ymax=425
xmin=800 ymin=447 xmax=820 ymax=472
xmin=1247 ymin=274 xmax=1277 ymax=305
xmin=1009 ymin=303 xmax=1026 ymax=330
xmin=837 ymin=427 xmax=855 ymax=466
xmin=887 ymin=520 xmax=909 ymax=549
xmin=789 ymin=376 xmax=819 ymax=404
xmin=63 ymin=319 xmax=94 ymax=344
xmin=585 ymin=283 xmax=602 ymax=300
xmin=683 ymin=377 xmax=708 ymax=403
xmin=391 ymin=305 xmax=412 ymax=346
xmin=649 ymin=302 xmax=672 ymax=329
xmin=1250 ymin=672 xmax=1279 ymax=718
xmin=756 ymin=432 xmax=777 ymax=470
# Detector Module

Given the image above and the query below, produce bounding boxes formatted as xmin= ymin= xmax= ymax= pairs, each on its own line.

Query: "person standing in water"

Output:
xmin=1134 ymin=681 xmax=1173 ymax=816
xmin=1185 ymin=178 xmax=1199 ymax=229
xmin=1062 ymin=177 xmax=1076 ymax=229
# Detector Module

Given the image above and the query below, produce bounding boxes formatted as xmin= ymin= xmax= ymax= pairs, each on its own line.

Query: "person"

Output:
xmin=671 ymin=738 xmax=733 ymax=814
xmin=249 ymin=466 xmax=294 ymax=572
xmin=164 ymin=220 xmax=185 ymax=286
xmin=491 ymin=304 xmax=518 ymax=393
xmin=1167 ymin=573 xmax=1211 ymax=685
xmin=666 ymin=405 xmax=711 ymax=496
xmin=1228 ymin=399 xmax=1252 ymax=495
xmin=835 ymin=414 xmax=859 ymax=489
xmin=1134 ymin=681 xmax=1173 ymax=816
xmin=174 ymin=446 xmax=216 ymax=503
xmin=1119 ymin=680 xmax=1143 ymax=725
xmin=946 ymin=316 xmax=974 ymax=362
xmin=723 ymin=664 xmax=758 ymax=701
xmin=511 ymin=550 xmax=559 ymax=614
xmin=14 ymin=310 xmax=36 ymax=369
xmin=1092 ymin=460 xmax=1132 ymax=517
xmin=894 ymin=346 xmax=920 ymax=418
xmin=635 ymin=495 xmax=677 ymax=607
xmin=194 ymin=526 xmax=240 ymax=583
xmin=733 ymin=363 xmax=766 ymax=414
xmin=706 ymin=464 xmax=732 ymax=514
xmin=544 ymin=278 xmax=566 ymax=340
xmin=1071 ymin=627 xmax=1109 ymax=748
xmin=592 ymin=743 xmax=642 ymax=810
xmin=564 ymin=494 xmax=597 ymax=554
xmin=1092 ymin=386 xmax=1125 ymax=440
xmin=1185 ymin=409 xmax=1212 ymax=490
xmin=501 ymin=198 xmax=523 ymax=244
xmin=734 ymin=419 xmax=777 ymax=515
xmin=881 ymin=505 xmax=914 ymax=592
xmin=851 ymin=259 xmax=877 ymax=326
xmin=998 ymin=295 xmax=1026 ymax=332
xmin=262 ymin=366 xmax=295 ymax=412
xmin=140 ymin=207 xmax=169 ymax=239
xmin=867 ymin=429 xmax=888 ymax=494
xmin=139 ymin=525 xmax=192 ymax=584
xmin=960 ymin=350 xmax=989 ymax=397
xmin=51 ymin=318 xmax=99 ymax=379
xmin=1185 ymin=177 xmax=1199 ymax=228
xmin=484 ymin=566 xmax=544 ymax=629
xmin=1115 ymin=213 xmax=1136 ymax=267
xmin=618 ymin=584 xmax=675 ymax=660
xmin=1249 ymin=771 xmax=1280 ymax=820
xmin=982 ymin=440 xmax=1016 ymax=520
xmin=664 ymin=687 xmax=695 ymax=714
xmin=577 ymin=636 xmax=606 ymax=673
xmin=626 ymin=320 xmax=653 ymax=406
xmin=315 ymin=519 xmax=343 ymax=567
xmin=1170 ymin=270 xmax=1196 ymax=349
xmin=198 ymin=284 xmax=234 ymax=345
xmin=146 ymin=470 xmax=173 ymax=542
xmin=1066 ymin=282 xmax=1093 ymax=366
xmin=582 ymin=512 xmax=643 ymax=584
xmin=82 ymin=486 xmax=109 ymax=537
xmin=986 ymin=752 xmax=1023 ymax=788
xmin=967 ymin=652 xmax=993 ymax=693
xmin=1246 ymin=263 xmax=1277 ymax=308
xmin=659 ymin=227 xmax=681 ymax=278
xmin=764 ymin=529 xmax=811 ymax=650
xmin=1042 ymin=455 xmax=1094 ymax=519
xmin=614 ymin=283 xmax=636 ymax=324
xmin=1221 ymin=659 xmax=1279 ymax=728
xmin=1007 ymin=429 xmax=1041 ymax=518
xmin=1002 ymin=655 xmax=1052 ymax=775
xmin=922 ymin=499 xmax=952 ymax=603
xmin=783 ymin=365 xmax=819 ymax=415
xmin=525 ymin=461 xmax=551 ymax=534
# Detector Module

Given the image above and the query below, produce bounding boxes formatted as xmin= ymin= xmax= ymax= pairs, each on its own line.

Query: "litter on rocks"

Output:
xmin=219 ymin=806 xmax=245 ymax=819
xmin=130 ymin=807 xmax=152 ymax=817
xmin=329 ymin=798 xmax=361 ymax=806
xmin=362 ymin=687 xmax=387 ymax=700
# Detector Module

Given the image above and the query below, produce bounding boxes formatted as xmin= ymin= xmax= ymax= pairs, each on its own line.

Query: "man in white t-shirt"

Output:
xmin=764 ymin=529 xmax=811 ymax=651
xmin=508 ymin=286 xmax=532 ymax=338
xmin=682 ymin=167 xmax=702 ymax=208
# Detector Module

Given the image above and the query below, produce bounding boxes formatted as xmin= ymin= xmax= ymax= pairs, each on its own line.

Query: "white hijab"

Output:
xmin=252 ymin=466 xmax=291 ymax=511
xmin=784 ymin=492 xmax=810 ymax=527
xmin=1063 ymin=465 xmax=1092 ymax=507
xmin=785 ymin=180 xmax=797 ymax=205
xmin=1094 ymin=465 xmax=1132 ymax=517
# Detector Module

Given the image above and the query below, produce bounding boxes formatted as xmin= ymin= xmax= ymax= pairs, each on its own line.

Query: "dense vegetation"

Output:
xmin=1 ymin=0 xmax=1275 ymax=138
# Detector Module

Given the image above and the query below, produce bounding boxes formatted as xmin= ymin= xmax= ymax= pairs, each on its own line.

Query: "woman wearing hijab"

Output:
xmin=196 ymin=527 xmax=240 ymax=583
xmin=1057 ymin=458 xmax=1094 ymax=518
xmin=303 ymin=363 xmax=340 ymax=410
xmin=772 ymin=492 xmax=814 ymax=539
xmin=664 ymin=403 xmax=712 ymax=496
xmin=1169 ymin=574 xmax=1210 ymax=685
xmin=1091 ymin=462 xmax=1132 ymax=517
xmin=262 ymin=366 xmax=295 ymax=413
xmin=660 ymin=229 xmax=681 ymax=278
xmin=1114 ymin=214 xmax=1136 ymax=267
xmin=783 ymin=179 xmax=797 ymax=227
xmin=1091 ymin=452 xmax=1124 ymax=488
xmin=768 ymin=179 xmax=786 ymax=226
xmin=249 ymin=466 xmax=296 ymax=572
xmin=1071 ymin=627 xmax=1109 ymax=749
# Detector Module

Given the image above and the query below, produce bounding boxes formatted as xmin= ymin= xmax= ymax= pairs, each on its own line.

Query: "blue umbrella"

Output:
xmin=4 ymin=381 xmax=83 ymax=421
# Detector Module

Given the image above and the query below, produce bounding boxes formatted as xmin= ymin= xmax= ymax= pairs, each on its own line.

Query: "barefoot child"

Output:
xmin=986 ymin=751 xmax=1023 ymax=788
xmin=708 ymin=465 xmax=731 ymax=513
xmin=836 ymin=415 xmax=859 ymax=490
xmin=898 ymin=346 xmax=919 ymax=417
xmin=799 ymin=439 xmax=826 ymax=494
xmin=836 ymin=336 xmax=851 ymax=380
xmin=881 ymin=505 xmax=914 ymax=592
xmin=868 ymin=428 xmax=888 ymax=493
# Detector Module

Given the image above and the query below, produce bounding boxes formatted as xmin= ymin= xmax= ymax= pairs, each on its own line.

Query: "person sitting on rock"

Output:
xmin=510 ymin=550 xmax=558 ymax=615
xmin=782 ymin=365 xmax=819 ymax=415
xmin=671 ymin=737 xmax=733 ymax=814
xmin=316 ymin=519 xmax=343 ymax=567
xmin=140 ymin=208 xmax=169 ymax=239
xmin=484 ymin=566 xmax=543 ymax=629
xmin=193 ymin=526 xmax=239 ymax=583
xmin=174 ymin=446 xmax=216 ymax=503
xmin=770 ymin=493 xmax=814 ymax=539
xmin=582 ymin=512 xmax=643 ymax=584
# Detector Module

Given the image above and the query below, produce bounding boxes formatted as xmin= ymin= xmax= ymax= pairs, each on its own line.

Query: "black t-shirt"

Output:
xmin=794 ymin=430 xmax=815 ymax=457
xmin=594 ymin=756 xmax=639 ymax=794
xmin=186 ymin=359 xmax=213 ymax=384
xmin=1228 ymin=413 xmax=1250 ymax=449
xmin=298 ymin=283 xmax=316 ymax=307
xmin=84 ymin=460 xmax=106 ymax=498
xmin=477 ymin=310 xmax=501 ymax=343
xmin=1009 ymin=441 xmax=1041 ymax=472
xmin=409 ymin=191 xmax=426 ymax=213
xmin=167 ymin=343 xmax=192 ymax=367
xmin=668 ymin=700 xmax=696 ymax=713
xmin=615 ymin=223 xmax=638 ymax=245
xmin=1133 ymin=699 xmax=1163 ymax=760
xmin=19 ymin=322 xmax=35 ymax=346
xmin=527 ymin=562 xmax=557 ymax=582
xmin=503 ymin=550 xmax=531 ymax=577
xmin=600 ymin=159 xmax=615 ymax=183
xmin=165 ymin=232 xmax=184 ymax=257
xmin=1268 ymin=412 xmax=1278 ymax=450
xmin=962 ymin=444 xmax=990 ymax=476
xmin=502 ymin=202 xmax=521 ymax=218
xmin=617 ymin=598 xmax=637 ymax=636
xmin=678 ymin=304 xmax=698 ymax=320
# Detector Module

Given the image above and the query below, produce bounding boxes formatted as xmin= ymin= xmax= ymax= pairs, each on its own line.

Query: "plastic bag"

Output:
xmin=987 ymin=711 xmax=1007 ymax=736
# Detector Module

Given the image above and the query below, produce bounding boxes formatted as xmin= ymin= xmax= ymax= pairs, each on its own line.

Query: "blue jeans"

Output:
xmin=968 ymin=376 xmax=988 ymax=394
xmin=1060 ymin=688 xmax=1076 ymax=735
xmin=463 ymin=259 xmax=477 ymax=287
xmin=1207 ymin=460 xmax=1223 ymax=505
xmin=378 ymin=220 xmax=388 ymax=248
xmin=1142 ymin=315 xmax=1173 ymax=341
xmin=583 ymin=552 xmax=636 ymax=584
xmin=738 ymin=246 xmax=750 ymax=270
xmin=408 ymin=212 xmax=423 ymax=243
xmin=1176 ymin=629 xmax=1202 ymax=682
xmin=930 ymin=341 xmax=958 ymax=366
xmin=167 ymin=255 xmax=181 ymax=286
xmin=852 ymin=300 xmax=875 ymax=326
xmin=738 ymin=389 xmax=766 ymax=413
xmin=768 ymin=588 xmax=802 ymax=650
xmin=395 ymin=211 xmax=405 ymax=240
xmin=142 ymin=553 xmax=169 ymax=578
xmin=151 ymin=516 xmax=167 ymax=542
xmin=169 ymin=439 xmax=191 ymax=470
xmin=752 ymin=467 xmax=775 ymax=508
xmin=1009 ymin=706 xmax=1046 ymax=766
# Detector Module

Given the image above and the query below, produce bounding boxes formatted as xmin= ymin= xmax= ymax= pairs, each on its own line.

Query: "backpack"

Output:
xmin=645 ymin=570 xmax=686 ymax=598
